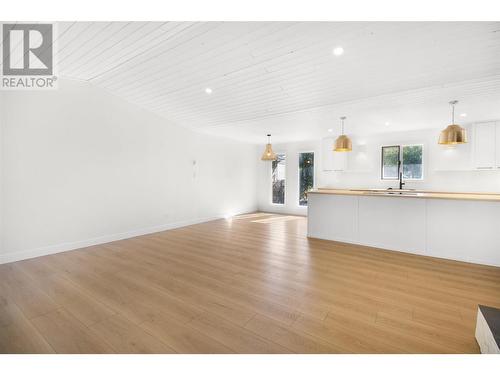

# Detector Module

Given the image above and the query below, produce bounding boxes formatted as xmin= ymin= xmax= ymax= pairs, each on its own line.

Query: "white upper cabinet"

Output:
xmin=321 ymin=138 xmax=334 ymax=171
xmin=474 ymin=122 xmax=496 ymax=169
xmin=321 ymin=137 xmax=346 ymax=171
xmin=496 ymin=123 xmax=500 ymax=169
xmin=333 ymin=151 xmax=347 ymax=171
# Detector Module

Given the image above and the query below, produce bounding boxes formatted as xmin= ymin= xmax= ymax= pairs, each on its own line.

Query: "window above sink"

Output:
xmin=381 ymin=144 xmax=423 ymax=180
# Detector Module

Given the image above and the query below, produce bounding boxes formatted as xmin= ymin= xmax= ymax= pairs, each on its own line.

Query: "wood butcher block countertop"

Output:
xmin=308 ymin=188 xmax=500 ymax=202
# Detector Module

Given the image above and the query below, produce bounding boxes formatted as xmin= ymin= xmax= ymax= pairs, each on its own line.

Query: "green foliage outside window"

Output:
xmin=382 ymin=146 xmax=400 ymax=179
xmin=299 ymin=152 xmax=314 ymax=206
xmin=272 ymin=154 xmax=286 ymax=204
xmin=402 ymin=145 xmax=423 ymax=179
xmin=382 ymin=145 xmax=423 ymax=180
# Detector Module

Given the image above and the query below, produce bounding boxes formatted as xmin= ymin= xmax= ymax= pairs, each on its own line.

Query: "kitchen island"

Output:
xmin=307 ymin=188 xmax=500 ymax=267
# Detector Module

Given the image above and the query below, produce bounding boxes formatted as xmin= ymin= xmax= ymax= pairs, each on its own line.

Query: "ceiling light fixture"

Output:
xmin=328 ymin=128 xmax=333 ymax=133
xmin=332 ymin=46 xmax=344 ymax=56
xmin=460 ymin=113 xmax=467 ymax=117
xmin=261 ymin=134 xmax=277 ymax=161
xmin=438 ymin=100 xmax=467 ymax=146
xmin=385 ymin=122 xmax=390 ymax=127
xmin=334 ymin=116 xmax=352 ymax=152
xmin=205 ymin=87 xmax=213 ymax=94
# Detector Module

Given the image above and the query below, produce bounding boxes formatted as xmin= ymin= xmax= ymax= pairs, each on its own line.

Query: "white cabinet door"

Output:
xmin=307 ymin=193 xmax=358 ymax=243
xmin=321 ymin=138 xmax=334 ymax=171
xmin=427 ymin=199 xmax=500 ymax=266
xmin=474 ymin=122 xmax=496 ymax=169
xmin=358 ymin=196 xmax=427 ymax=255
xmin=496 ymin=122 xmax=500 ymax=169
xmin=321 ymin=137 xmax=346 ymax=171
xmin=332 ymin=151 xmax=347 ymax=171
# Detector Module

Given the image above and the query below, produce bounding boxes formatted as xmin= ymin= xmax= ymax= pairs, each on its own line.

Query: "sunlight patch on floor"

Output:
xmin=231 ymin=212 xmax=273 ymax=220
xmin=251 ymin=215 xmax=302 ymax=224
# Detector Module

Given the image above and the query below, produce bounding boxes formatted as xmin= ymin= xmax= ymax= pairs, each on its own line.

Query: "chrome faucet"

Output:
xmin=398 ymin=160 xmax=405 ymax=190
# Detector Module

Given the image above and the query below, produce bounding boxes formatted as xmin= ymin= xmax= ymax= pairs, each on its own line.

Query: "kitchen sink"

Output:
xmin=364 ymin=191 xmax=420 ymax=196
xmin=349 ymin=188 xmax=417 ymax=193
xmin=348 ymin=188 xmax=420 ymax=196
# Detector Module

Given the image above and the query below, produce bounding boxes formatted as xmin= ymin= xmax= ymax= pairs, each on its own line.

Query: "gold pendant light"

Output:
xmin=438 ymin=100 xmax=467 ymax=145
xmin=261 ymin=134 xmax=277 ymax=161
xmin=334 ymin=116 xmax=352 ymax=152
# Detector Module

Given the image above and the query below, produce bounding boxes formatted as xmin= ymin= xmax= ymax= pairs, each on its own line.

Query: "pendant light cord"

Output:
xmin=449 ymin=100 xmax=458 ymax=124
xmin=340 ymin=116 xmax=346 ymax=135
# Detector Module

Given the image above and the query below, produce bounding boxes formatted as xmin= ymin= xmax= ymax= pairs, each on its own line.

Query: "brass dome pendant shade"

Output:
xmin=334 ymin=116 xmax=352 ymax=152
xmin=261 ymin=134 xmax=277 ymax=161
xmin=438 ymin=100 xmax=467 ymax=145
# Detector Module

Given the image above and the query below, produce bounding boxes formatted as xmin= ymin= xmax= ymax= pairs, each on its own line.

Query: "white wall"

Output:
xmin=0 ymin=98 xmax=4 ymax=256
xmin=0 ymin=79 xmax=258 ymax=263
xmin=258 ymin=127 xmax=500 ymax=215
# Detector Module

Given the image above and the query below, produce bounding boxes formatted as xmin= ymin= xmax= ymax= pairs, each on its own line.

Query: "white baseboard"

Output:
xmin=0 ymin=209 xmax=255 ymax=265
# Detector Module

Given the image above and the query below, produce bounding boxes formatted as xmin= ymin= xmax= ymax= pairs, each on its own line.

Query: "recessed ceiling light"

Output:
xmin=460 ymin=113 xmax=467 ymax=117
xmin=332 ymin=46 xmax=344 ymax=56
xmin=328 ymin=128 xmax=333 ymax=132
xmin=205 ymin=88 xmax=213 ymax=94
xmin=385 ymin=122 xmax=390 ymax=126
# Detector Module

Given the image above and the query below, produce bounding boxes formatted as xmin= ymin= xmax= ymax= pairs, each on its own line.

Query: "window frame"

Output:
xmin=270 ymin=152 xmax=286 ymax=205
xmin=297 ymin=151 xmax=315 ymax=207
xmin=381 ymin=145 xmax=401 ymax=180
xmin=381 ymin=144 xmax=424 ymax=181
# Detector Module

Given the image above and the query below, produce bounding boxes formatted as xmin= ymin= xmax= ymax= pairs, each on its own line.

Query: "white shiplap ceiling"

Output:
xmin=5 ymin=21 xmax=500 ymax=142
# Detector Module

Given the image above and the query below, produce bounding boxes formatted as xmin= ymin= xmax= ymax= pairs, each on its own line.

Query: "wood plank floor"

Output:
xmin=1 ymin=212 xmax=500 ymax=353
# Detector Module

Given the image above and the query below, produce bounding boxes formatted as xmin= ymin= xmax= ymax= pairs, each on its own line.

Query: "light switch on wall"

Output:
xmin=192 ymin=160 xmax=197 ymax=179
